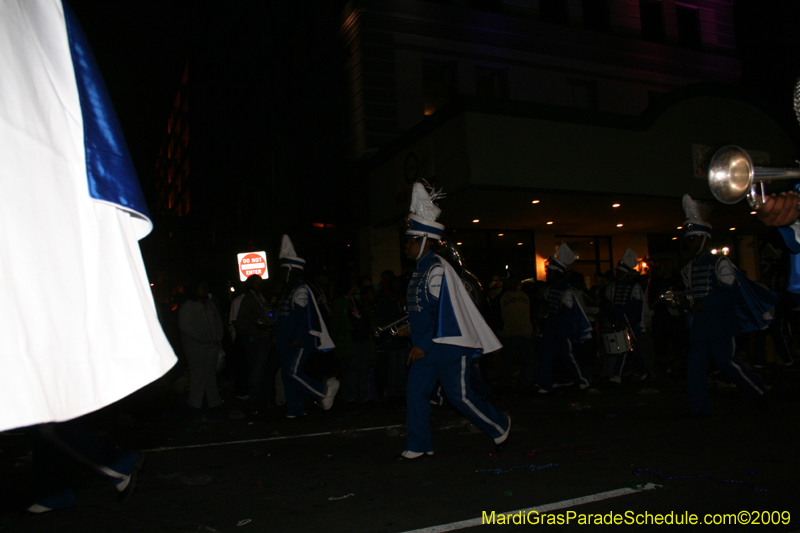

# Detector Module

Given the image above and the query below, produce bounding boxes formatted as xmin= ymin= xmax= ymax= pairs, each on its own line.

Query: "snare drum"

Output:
xmin=600 ymin=327 xmax=633 ymax=355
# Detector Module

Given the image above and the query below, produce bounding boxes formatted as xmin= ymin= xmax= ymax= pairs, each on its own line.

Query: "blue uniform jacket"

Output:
xmin=682 ymin=251 xmax=776 ymax=339
xmin=604 ymin=277 xmax=645 ymax=334
xmin=276 ymin=281 xmax=315 ymax=352
xmin=544 ymin=281 xmax=592 ymax=343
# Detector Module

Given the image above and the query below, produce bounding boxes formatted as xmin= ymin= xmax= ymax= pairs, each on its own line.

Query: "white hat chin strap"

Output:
xmin=416 ymin=236 xmax=428 ymax=260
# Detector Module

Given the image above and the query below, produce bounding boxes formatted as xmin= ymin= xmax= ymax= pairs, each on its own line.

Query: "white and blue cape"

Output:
xmin=433 ymin=257 xmax=502 ymax=356
xmin=306 ymin=283 xmax=334 ymax=352
xmin=0 ymin=0 xmax=177 ymax=431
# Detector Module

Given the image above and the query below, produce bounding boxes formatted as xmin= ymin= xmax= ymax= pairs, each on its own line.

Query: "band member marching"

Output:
xmin=537 ymin=243 xmax=593 ymax=393
xmin=395 ymin=182 xmax=510 ymax=462
xmin=275 ymin=235 xmax=339 ymax=419
xmin=680 ymin=195 xmax=775 ymax=415
xmin=604 ymin=248 xmax=650 ymax=383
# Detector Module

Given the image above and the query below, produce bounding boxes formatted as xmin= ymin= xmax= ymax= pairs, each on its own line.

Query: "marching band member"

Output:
xmin=0 ymin=1 xmax=176 ymax=511
xmin=396 ymin=182 xmax=510 ymax=462
xmin=275 ymin=235 xmax=338 ymax=418
xmin=680 ymin=195 xmax=774 ymax=416
xmin=604 ymin=248 xmax=650 ymax=383
xmin=536 ymin=243 xmax=593 ymax=393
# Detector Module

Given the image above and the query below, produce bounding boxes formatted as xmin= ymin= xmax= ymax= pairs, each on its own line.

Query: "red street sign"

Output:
xmin=237 ymin=251 xmax=268 ymax=282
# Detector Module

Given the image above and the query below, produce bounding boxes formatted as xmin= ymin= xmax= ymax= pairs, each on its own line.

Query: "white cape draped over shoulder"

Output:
xmin=433 ymin=256 xmax=502 ymax=356
xmin=0 ymin=0 xmax=177 ymax=431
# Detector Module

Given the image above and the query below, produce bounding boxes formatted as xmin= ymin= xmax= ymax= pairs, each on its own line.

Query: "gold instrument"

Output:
xmin=707 ymin=145 xmax=800 ymax=209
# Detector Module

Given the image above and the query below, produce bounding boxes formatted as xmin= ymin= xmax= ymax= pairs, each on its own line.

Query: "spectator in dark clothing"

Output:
xmin=342 ymin=285 xmax=374 ymax=404
xmin=235 ymin=275 xmax=277 ymax=415
xmin=374 ymin=271 xmax=411 ymax=401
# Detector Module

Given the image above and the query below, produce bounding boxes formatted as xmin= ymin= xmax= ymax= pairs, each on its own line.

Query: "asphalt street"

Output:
xmin=1 ymin=361 xmax=799 ymax=533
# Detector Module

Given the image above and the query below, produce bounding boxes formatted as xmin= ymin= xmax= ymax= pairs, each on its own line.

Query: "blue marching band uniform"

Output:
xmin=400 ymin=183 xmax=510 ymax=459
xmin=405 ymin=250 xmax=509 ymax=453
xmin=537 ymin=244 xmax=592 ymax=393
xmin=276 ymin=236 xmax=338 ymax=418
xmin=681 ymin=195 xmax=775 ymax=415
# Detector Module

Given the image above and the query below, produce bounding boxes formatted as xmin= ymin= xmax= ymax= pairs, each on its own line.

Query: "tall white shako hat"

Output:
xmin=547 ymin=242 xmax=577 ymax=273
xmin=279 ymin=234 xmax=306 ymax=270
xmin=682 ymin=194 xmax=712 ymax=238
xmin=616 ymin=248 xmax=638 ymax=273
xmin=405 ymin=181 xmax=445 ymax=240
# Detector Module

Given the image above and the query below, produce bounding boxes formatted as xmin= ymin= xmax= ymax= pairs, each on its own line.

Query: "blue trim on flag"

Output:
xmin=62 ymin=1 xmax=150 ymax=221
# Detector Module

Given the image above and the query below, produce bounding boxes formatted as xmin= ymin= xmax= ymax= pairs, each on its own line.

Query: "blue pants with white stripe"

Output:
xmin=280 ymin=346 xmax=325 ymax=417
xmin=537 ymin=333 xmax=589 ymax=392
xmin=688 ymin=335 xmax=765 ymax=415
xmin=405 ymin=343 xmax=508 ymax=453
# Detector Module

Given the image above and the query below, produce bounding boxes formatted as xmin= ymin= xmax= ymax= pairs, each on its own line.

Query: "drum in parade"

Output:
xmin=600 ymin=326 xmax=634 ymax=355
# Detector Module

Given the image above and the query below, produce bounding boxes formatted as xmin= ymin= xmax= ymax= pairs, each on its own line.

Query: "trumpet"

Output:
xmin=658 ymin=290 xmax=693 ymax=309
xmin=707 ymin=145 xmax=800 ymax=209
xmin=373 ymin=314 xmax=410 ymax=337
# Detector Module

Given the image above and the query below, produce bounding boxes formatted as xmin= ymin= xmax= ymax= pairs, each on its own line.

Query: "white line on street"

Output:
xmin=398 ymin=483 xmax=664 ymax=533
xmin=141 ymin=424 xmax=403 ymax=452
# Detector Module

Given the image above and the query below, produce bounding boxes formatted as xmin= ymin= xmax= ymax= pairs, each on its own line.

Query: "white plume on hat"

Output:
xmin=409 ymin=181 xmax=445 ymax=222
xmin=406 ymin=180 xmax=446 ymax=239
xmin=617 ymin=248 xmax=638 ymax=272
xmin=279 ymin=234 xmax=306 ymax=270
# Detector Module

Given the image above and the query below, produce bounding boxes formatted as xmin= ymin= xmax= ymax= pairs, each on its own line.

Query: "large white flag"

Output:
xmin=0 ymin=0 xmax=177 ymax=431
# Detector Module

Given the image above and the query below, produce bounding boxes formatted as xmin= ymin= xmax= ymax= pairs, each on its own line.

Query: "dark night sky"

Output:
xmin=67 ymin=0 xmax=188 ymax=194
xmin=66 ymin=1 xmax=800 ymax=199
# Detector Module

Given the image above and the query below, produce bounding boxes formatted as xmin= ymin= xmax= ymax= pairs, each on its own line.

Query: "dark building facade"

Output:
xmin=142 ymin=1 xmax=800 ymax=297
xmin=338 ymin=0 xmax=798 ymax=284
